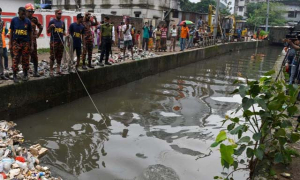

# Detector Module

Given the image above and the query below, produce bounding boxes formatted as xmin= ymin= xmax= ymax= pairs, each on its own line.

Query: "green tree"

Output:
xmin=245 ymin=2 xmax=264 ymax=18
xmin=234 ymin=14 xmax=244 ymax=20
xmin=220 ymin=2 xmax=232 ymax=17
xmin=246 ymin=2 xmax=286 ymax=28
xmin=180 ymin=0 xmax=216 ymax=13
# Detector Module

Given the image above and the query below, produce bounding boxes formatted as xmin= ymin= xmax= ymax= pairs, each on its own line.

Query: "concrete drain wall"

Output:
xmin=0 ymin=41 xmax=269 ymax=120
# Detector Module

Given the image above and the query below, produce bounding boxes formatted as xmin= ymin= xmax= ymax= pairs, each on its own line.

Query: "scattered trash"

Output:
xmin=280 ymin=172 xmax=291 ymax=178
xmin=0 ymin=120 xmax=62 ymax=180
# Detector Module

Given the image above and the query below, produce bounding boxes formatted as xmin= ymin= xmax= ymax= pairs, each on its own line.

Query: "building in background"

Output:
xmin=234 ymin=0 xmax=300 ymax=24
xmin=280 ymin=1 xmax=300 ymax=25
xmin=52 ymin=0 xmax=181 ymax=20
xmin=0 ymin=0 xmax=34 ymax=12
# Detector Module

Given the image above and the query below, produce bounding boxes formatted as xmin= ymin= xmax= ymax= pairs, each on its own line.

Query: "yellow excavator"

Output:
xmin=208 ymin=5 xmax=217 ymax=34
xmin=235 ymin=20 xmax=248 ymax=37
xmin=208 ymin=5 xmax=248 ymax=39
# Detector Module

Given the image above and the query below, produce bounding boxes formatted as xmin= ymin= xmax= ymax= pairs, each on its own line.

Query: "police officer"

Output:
xmin=10 ymin=7 xmax=32 ymax=83
xmin=47 ymin=9 xmax=65 ymax=76
xmin=82 ymin=12 xmax=98 ymax=68
xmin=25 ymin=3 xmax=43 ymax=77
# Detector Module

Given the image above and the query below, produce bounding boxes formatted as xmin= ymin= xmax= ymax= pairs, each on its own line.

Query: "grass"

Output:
xmin=37 ymin=48 xmax=50 ymax=54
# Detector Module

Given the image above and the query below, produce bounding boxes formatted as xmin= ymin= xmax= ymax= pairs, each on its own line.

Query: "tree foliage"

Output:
xmin=234 ymin=14 xmax=244 ymax=20
xmin=245 ymin=2 xmax=264 ymax=18
xmin=180 ymin=0 xmax=216 ymax=13
xmin=212 ymin=70 xmax=300 ymax=179
xmin=246 ymin=2 xmax=286 ymax=27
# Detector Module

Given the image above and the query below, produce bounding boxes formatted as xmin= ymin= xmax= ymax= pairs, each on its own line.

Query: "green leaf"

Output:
xmin=249 ymin=84 xmax=260 ymax=97
xmin=211 ymin=141 xmax=221 ymax=148
xmin=255 ymin=147 xmax=264 ymax=160
xmin=255 ymin=97 xmax=267 ymax=110
xmin=239 ymin=85 xmax=248 ymax=98
xmin=287 ymin=106 xmax=298 ymax=116
xmin=264 ymin=70 xmax=275 ymax=76
xmin=281 ymin=120 xmax=292 ymax=128
xmin=275 ymin=128 xmax=286 ymax=137
xmin=238 ymin=136 xmax=251 ymax=144
xmin=233 ymin=80 xmax=241 ymax=85
xmin=253 ymin=133 xmax=262 ymax=141
xmin=274 ymin=153 xmax=283 ymax=163
xmin=227 ymin=123 xmax=235 ymax=131
xmin=242 ymin=97 xmax=255 ymax=110
xmin=220 ymin=144 xmax=234 ymax=165
xmin=216 ymin=131 xmax=227 ymax=143
xmin=246 ymin=148 xmax=254 ymax=158
xmin=238 ymin=129 xmax=243 ymax=139
xmin=268 ymin=100 xmax=281 ymax=110
xmin=230 ymin=125 xmax=244 ymax=135
xmin=230 ymin=88 xmax=239 ymax=94
xmin=234 ymin=144 xmax=246 ymax=156
xmin=233 ymin=161 xmax=238 ymax=170
xmin=291 ymin=133 xmax=300 ymax=143
xmin=243 ymin=110 xmax=254 ymax=117
xmin=278 ymin=137 xmax=287 ymax=146
xmin=230 ymin=117 xmax=240 ymax=123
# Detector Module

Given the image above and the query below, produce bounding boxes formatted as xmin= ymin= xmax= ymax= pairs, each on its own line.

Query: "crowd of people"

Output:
xmin=0 ymin=4 xmax=218 ymax=84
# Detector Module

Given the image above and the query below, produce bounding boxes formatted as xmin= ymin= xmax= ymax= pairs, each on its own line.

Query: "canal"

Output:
xmin=16 ymin=47 xmax=283 ymax=180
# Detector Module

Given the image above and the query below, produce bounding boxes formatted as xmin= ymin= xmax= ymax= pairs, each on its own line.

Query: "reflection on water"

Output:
xmin=16 ymin=47 xmax=283 ymax=180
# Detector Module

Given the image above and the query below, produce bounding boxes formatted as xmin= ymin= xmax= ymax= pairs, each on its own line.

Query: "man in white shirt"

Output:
xmin=122 ymin=18 xmax=134 ymax=60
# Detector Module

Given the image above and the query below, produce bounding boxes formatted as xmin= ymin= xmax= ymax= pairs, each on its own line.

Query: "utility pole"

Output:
xmin=265 ymin=0 xmax=270 ymax=32
xmin=214 ymin=0 xmax=220 ymax=41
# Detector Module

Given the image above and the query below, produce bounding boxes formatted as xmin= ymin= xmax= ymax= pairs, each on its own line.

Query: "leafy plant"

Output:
xmin=180 ymin=0 xmax=216 ymax=13
xmin=246 ymin=2 xmax=286 ymax=27
xmin=212 ymin=70 xmax=300 ymax=179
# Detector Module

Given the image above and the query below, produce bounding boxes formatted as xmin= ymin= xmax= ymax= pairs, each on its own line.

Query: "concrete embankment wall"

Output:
xmin=0 ymin=41 xmax=269 ymax=120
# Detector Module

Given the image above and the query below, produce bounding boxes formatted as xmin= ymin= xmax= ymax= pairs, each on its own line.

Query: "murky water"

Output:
xmin=16 ymin=47 xmax=283 ymax=180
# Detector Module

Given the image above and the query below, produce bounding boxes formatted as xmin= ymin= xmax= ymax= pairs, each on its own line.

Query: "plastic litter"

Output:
xmin=0 ymin=120 xmax=62 ymax=180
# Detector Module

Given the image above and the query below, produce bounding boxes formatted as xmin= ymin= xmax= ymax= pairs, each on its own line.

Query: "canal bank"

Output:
xmin=0 ymin=41 xmax=269 ymax=120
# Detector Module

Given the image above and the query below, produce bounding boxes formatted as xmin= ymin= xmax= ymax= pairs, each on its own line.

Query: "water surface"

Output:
xmin=16 ymin=47 xmax=283 ymax=180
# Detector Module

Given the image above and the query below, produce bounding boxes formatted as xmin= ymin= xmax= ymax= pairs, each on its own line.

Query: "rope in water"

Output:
xmin=57 ymin=32 xmax=108 ymax=128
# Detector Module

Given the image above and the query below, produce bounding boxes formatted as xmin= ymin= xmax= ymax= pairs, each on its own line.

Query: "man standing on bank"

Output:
xmin=122 ymin=18 xmax=134 ymax=60
xmin=10 ymin=7 xmax=32 ymax=83
xmin=69 ymin=13 xmax=85 ymax=69
xmin=0 ymin=7 xmax=8 ymax=80
xmin=47 ymin=9 xmax=65 ymax=76
xmin=25 ymin=3 xmax=43 ymax=77
xmin=99 ymin=16 xmax=113 ymax=66
xmin=82 ymin=12 xmax=98 ymax=68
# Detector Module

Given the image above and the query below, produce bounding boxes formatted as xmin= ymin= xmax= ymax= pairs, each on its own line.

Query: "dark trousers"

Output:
xmin=30 ymin=39 xmax=38 ymax=72
xmin=3 ymin=47 xmax=8 ymax=69
xmin=100 ymin=37 xmax=112 ymax=63
xmin=142 ymin=38 xmax=149 ymax=51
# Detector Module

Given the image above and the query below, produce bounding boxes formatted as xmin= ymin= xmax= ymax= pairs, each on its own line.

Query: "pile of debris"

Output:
xmin=0 ymin=120 xmax=61 ymax=180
